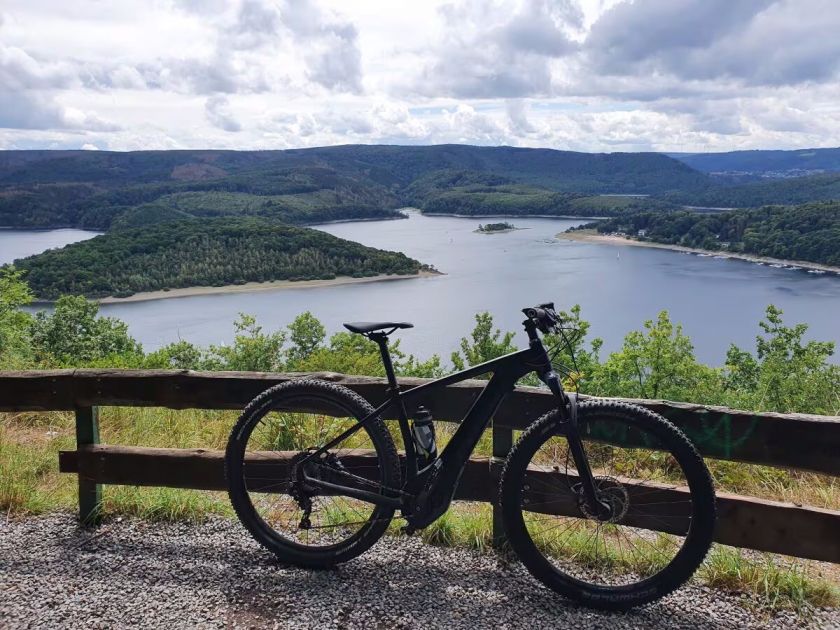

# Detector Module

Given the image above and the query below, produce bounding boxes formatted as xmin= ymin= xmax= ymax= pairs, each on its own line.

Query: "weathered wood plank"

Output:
xmin=7 ymin=369 xmax=839 ymax=475
xmin=59 ymin=445 xmax=840 ymax=563
xmin=491 ymin=422 xmax=513 ymax=549
xmin=74 ymin=406 xmax=101 ymax=525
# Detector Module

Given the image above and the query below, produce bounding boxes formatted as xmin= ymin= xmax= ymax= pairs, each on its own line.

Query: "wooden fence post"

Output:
xmin=75 ymin=406 xmax=101 ymax=525
xmin=490 ymin=421 xmax=513 ymax=550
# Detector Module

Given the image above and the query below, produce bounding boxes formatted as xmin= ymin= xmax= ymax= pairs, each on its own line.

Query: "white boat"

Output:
xmin=769 ymin=263 xmax=785 ymax=268
xmin=808 ymin=269 xmax=827 ymax=275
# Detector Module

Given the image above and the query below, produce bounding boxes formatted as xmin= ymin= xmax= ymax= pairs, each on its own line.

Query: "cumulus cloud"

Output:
xmin=279 ymin=0 xmax=363 ymax=92
xmin=584 ymin=0 xmax=840 ymax=87
xmin=225 ymin=0 xmax=282 ymax=50
xmin=0 ymin=44 xmax=120 ymax=131
xmin=416 ymin=0 xmax=581 ymax=98
xmin=2 ymin=0 xmax=840 ymax=151
xmin=205 ymin=95 xmax=242 ymax=132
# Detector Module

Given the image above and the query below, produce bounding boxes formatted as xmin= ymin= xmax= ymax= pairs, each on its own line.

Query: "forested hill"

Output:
xmin=671 ymin=147 xmax=840 ymax=176
xmin=663 ymin=172 xmax=840 ymax=208
xmin=6 ymin=145 xmax=840 ymax=230
xmin=589 ymin=201 xmax=840 ymax=267
xmin=13 ymin=217 xmax=427 ymax=300
xmin=0 ymin=146 xmax=708 ymax=229
xmin=0 ymin=145 xmax=708 ymax=192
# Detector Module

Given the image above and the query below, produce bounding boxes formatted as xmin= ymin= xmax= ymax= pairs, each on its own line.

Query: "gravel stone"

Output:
xmin=1 ymin=513 xmax=837 ymax=629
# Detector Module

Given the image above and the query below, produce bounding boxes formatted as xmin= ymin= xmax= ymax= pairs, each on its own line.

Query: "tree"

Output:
xmin=724 ymin=305 xmax=839 ymax=414
xmin=205 ymin=313 xmax=286 ymax=372
xmin=143 ymin=340 xmax=204 ymax=370
xmin=535 ymin=304 xmax=603 ymax=392
xmin=0 ymin=267 xmax=35 ymax=368
xmin=451 ymin=312 xmax=517 ymax=375
xmin=286 ymin=312 xmax=326 ymax=367
xmin=29 ymin=295 xmax=142 ymax=366
xmin=590 ymin=311 xmax=719 ymax=401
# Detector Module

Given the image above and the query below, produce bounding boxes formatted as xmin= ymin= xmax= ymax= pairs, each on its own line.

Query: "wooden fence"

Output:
xmin=1 ymin=369 xmax=839 ymax=563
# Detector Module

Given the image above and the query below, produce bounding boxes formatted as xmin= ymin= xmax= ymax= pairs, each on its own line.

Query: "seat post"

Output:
xmin=369 ymin=333 xmax=399 ymax=391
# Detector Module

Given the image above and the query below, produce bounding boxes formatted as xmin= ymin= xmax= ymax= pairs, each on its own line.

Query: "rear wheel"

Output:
xmin=225 ymin=379 xmax=401 ymax=568
xmin=500 ymin=401 xmax=715 ymax=610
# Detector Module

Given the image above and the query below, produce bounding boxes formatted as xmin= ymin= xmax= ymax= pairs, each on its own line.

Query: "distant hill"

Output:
xmin=671 ymin=147 xmax=840 ymax=177
xmin=0 ymin=145 xmax=710 ymax=229
xmin=13 ymin=217 xmax=426 ymax=299
xmin=6 ymin=145 xmax=840 ymax=231
xmin=664 ymin=172 xmax=840 ymax=208
xmin=0 ymin=145 xmax=709 ymax=193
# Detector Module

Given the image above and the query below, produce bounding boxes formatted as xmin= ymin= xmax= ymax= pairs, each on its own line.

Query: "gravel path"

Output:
xmin=1 ymin=513 xmax=837 ymax=629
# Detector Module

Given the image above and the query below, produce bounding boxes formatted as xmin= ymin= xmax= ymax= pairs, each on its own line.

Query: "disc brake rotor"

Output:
xmin=576 ymin=476 xmax=630 ymax=523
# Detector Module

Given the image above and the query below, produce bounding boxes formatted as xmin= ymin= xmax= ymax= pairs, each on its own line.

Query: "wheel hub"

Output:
xmin=576 ymin=476 xmax=630 ymax=523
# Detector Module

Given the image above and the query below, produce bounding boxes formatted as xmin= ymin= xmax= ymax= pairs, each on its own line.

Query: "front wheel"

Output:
xmin=500 ymin=400 xmax=715 ymax=610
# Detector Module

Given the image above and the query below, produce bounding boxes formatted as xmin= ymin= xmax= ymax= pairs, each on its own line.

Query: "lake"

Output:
xmin=7 ymin=214 xmax=840 ymax=365
xmin=0 ymin=228 xmax=100 ymax=264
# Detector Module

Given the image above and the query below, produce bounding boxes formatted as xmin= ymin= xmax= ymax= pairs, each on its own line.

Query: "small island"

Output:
xmin=476 ymin=222 xmax=517 ymax=234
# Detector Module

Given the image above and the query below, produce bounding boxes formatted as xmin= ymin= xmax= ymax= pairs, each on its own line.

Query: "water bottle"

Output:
xmin=411 ymin=405 xmax=437 ymax=468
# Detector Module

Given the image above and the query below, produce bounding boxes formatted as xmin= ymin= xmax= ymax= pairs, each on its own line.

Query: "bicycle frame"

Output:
xmin=300 ymin=319 xmax=605 ymax=525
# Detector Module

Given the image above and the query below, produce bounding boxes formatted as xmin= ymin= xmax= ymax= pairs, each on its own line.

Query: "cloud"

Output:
xmin=205 ymin=95 xmax=242 ymax=132
xmin=1 ymin=45 xmax=74 ymax=90
xmin=506 ymin=99 xmax=537 ymax=134
xmin=225 ymin=0 xmax=282 ymax=50
xmin=0 ymin=44 xmax=120 ymax=131
xmin=584 ymin=0 xmax=840 ymax=87
xmin=2 ymin=0 xmax=840 ymax=151
xmin=0 ymin=90 xmax=66 ymax=130
xmin=415 ymin=0 xmax=580 ymax=98
xmin=280 ymin=0 xmax=363 ymax=92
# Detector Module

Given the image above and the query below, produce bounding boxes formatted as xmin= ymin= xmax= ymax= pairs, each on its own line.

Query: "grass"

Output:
xmin=420 ymin=503 xmax=493 ymax=553
xmin=701 ymin=547 xmax=839 ymax=611
xmin=2 ymin=408 xmax=838 ymax=612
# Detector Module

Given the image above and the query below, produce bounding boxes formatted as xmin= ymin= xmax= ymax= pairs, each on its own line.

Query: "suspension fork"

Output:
xmin=544 ymin=373 xmax=610 ymax=519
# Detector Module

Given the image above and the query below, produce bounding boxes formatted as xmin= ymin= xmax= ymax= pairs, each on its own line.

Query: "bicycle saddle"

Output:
xmin=343 ymin=322 xmax=414 ymax=335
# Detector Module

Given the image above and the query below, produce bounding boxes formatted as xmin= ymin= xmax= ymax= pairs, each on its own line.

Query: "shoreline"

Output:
xmin=424 ymin=212 xmax=606 ymax=220
xmin=306 ymin=214 xmax=408 ymax=226
xmin=33 ymin=271 xmax=441 ymax=305
xmin=557 ymin=230 xmax=840 ymax=273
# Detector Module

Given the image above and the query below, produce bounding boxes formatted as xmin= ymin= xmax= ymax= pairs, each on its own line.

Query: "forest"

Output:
xmin=589 ymin=201 xmax=840 ymax=266
xmin=663 ymin=172 xmax=840 ymax=208
xmin=0 ymin=146 xmax=710 ymax=230
xmin=5 ymin=146 xmax=840 ymax=232
xmin=12 ymin=217 xmax=426 ymax=299
xmin=672 ymin=146 xmax=840 ymax=176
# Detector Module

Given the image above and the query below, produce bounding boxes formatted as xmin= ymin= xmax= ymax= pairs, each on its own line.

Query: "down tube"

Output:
xmin=431 ymin=370 xmax=517 ymax=497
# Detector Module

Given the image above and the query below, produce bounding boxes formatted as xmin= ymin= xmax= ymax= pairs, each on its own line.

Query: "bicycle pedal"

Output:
xmin=400 ymin=524 xmax=417 ymax=536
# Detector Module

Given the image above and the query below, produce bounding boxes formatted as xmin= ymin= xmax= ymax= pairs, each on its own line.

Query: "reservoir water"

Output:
xmin=0 ymin=228 xmax=99 ymax=264
xmin=5 ymin=214 xmax=839 ymax=366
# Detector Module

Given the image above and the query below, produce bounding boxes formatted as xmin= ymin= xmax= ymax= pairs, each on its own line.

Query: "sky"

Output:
xmin=2 ymin=0 xmax=840 ymax=153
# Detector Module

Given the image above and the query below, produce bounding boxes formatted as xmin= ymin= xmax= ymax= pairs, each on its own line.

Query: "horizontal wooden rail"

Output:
xmin=58 ymin=445 xmax=840 ymax=564
xmin=3 ymin=369 xmax=839 ymax=475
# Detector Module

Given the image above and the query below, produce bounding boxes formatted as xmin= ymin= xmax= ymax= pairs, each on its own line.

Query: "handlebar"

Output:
xmin=522 ymin=302 xmax=560 ymax=334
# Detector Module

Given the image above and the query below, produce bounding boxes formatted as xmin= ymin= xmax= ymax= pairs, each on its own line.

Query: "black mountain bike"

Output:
xmin=225 ymin=304 xmax=715 ymax=610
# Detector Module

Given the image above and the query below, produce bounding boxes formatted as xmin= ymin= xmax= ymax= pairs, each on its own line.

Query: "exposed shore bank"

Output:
xmin=80 ymin=271 xmax=439 ymax=304
xmin=425 ymin=212 xmax=606 ymax=220
xmin=557 ymin=230 xmax=840 ymax=274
